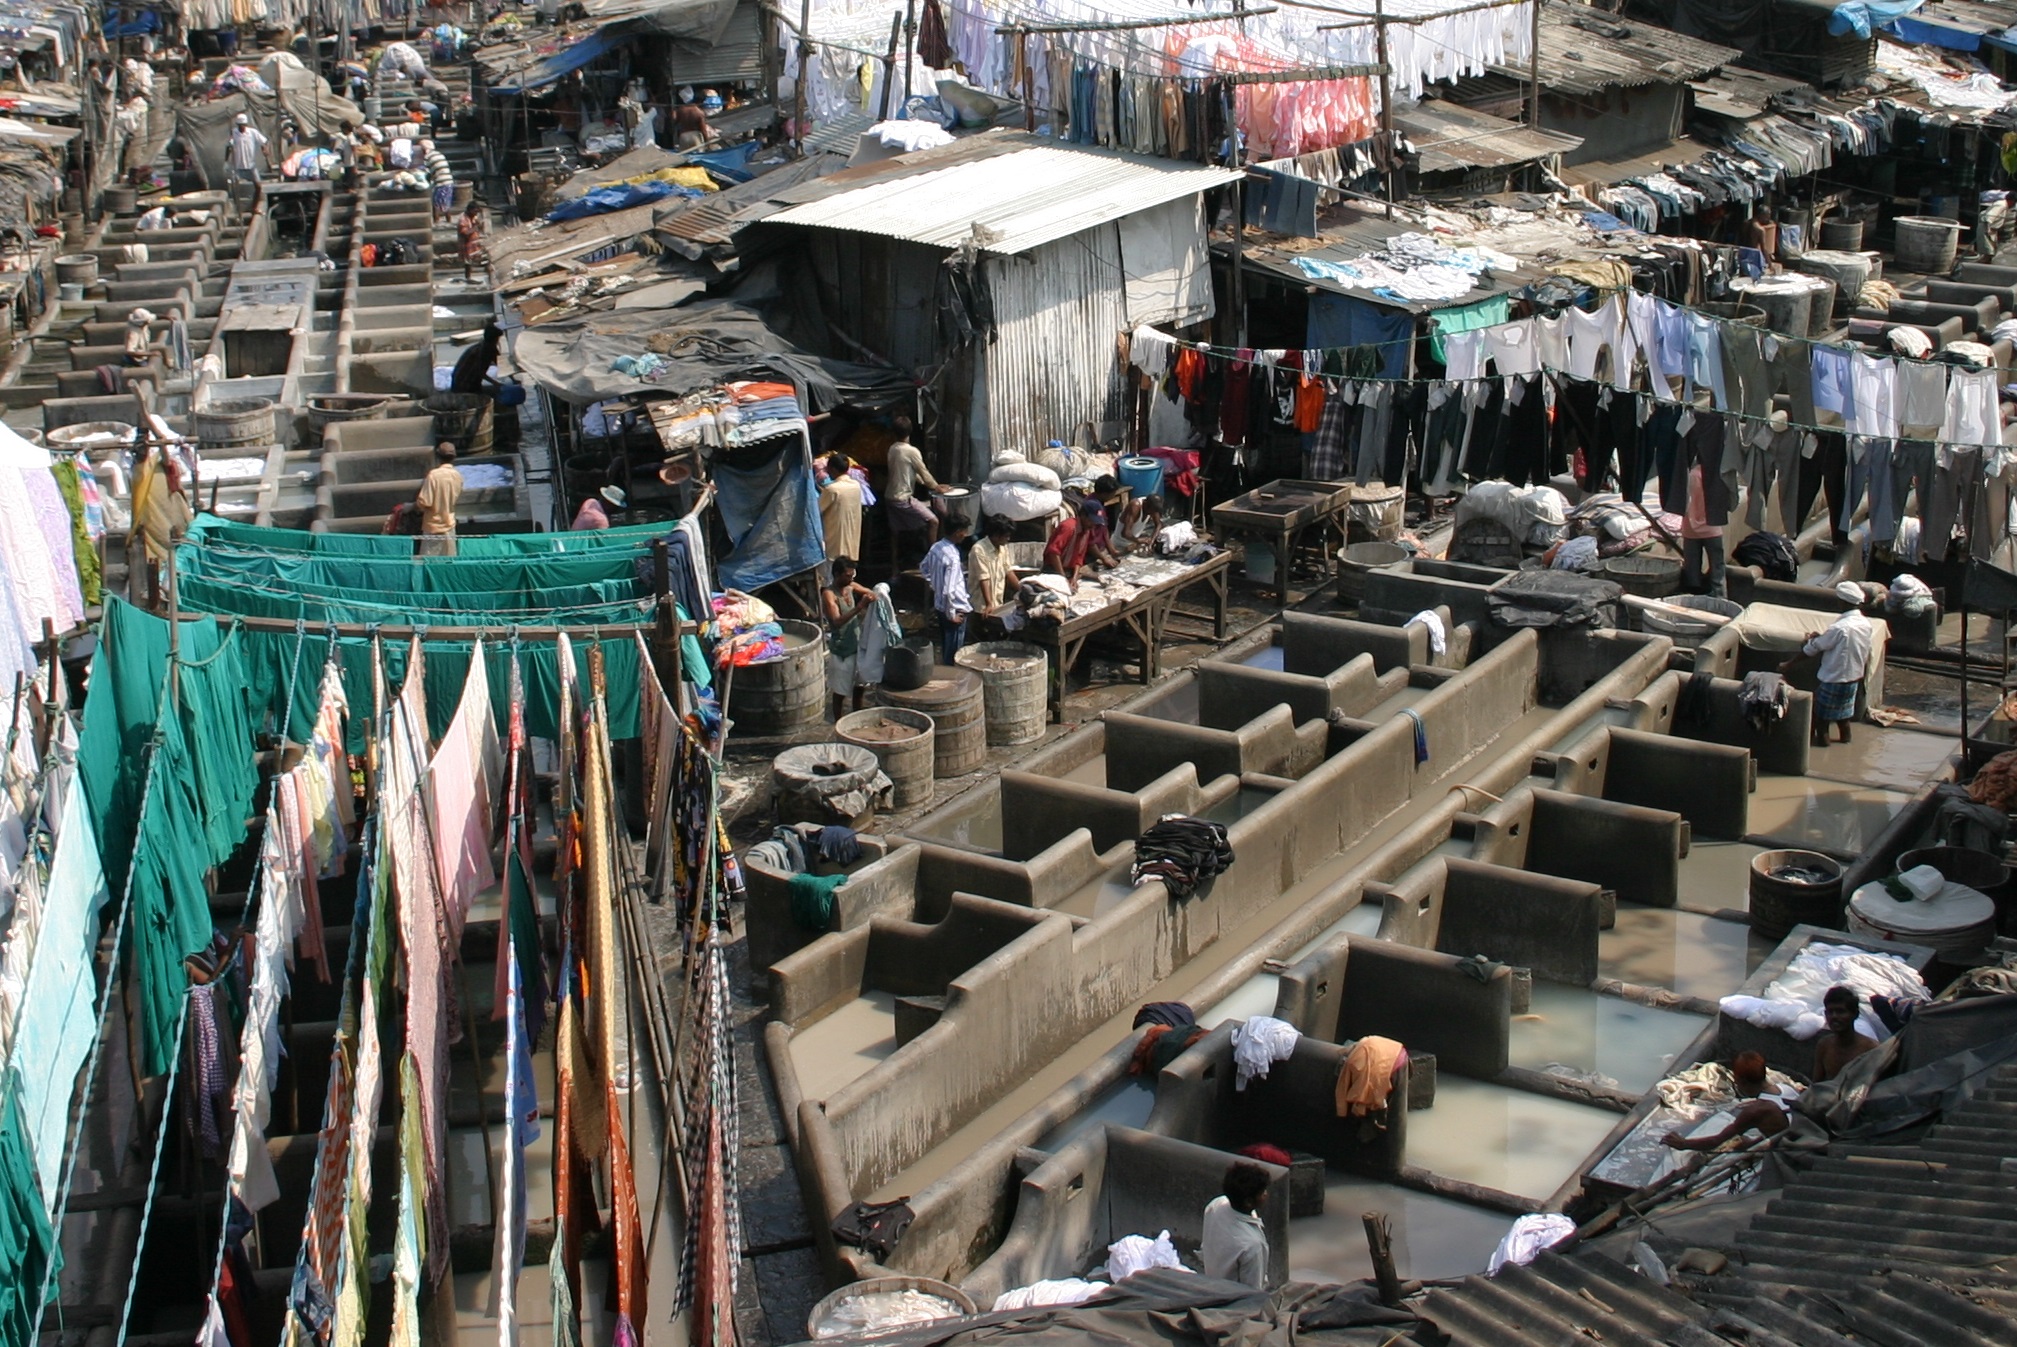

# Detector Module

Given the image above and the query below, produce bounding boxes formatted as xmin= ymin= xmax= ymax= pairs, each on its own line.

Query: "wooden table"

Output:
xmin=1001 ymin=551 xmax=1234 ymax=720
xmin=1211 ymin=478 xmax=1357 ymax=611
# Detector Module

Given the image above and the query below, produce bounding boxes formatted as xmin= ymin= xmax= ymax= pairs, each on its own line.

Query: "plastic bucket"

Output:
xmin=1118 ymin=455 xmax=1164 ymax=501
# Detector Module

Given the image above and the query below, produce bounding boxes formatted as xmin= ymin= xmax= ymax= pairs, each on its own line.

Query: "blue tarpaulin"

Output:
xmin=683 ymin=141 xmax=761 ymax=184
xmin=545 ymin=180 xmax=703 ymax=222
xmin=488 ymin=26 xmax=623 ymax=94
xmin=1307 ymin=293 xmax=1414 ymax=380
xmin=1828 ymin=0 xmax=1926 ymax=39
xmin=711 ymin=429 xmax=826 ymax=592
xmin=1884 ymin=12 xmax=1980 ymax=47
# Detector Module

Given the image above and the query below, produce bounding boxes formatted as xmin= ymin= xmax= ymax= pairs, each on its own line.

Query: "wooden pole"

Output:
xmin=1363 ymin=1211 xmax=1403 ymax=1305
xmin=1527 ymin=0 xmax=1541 ymax=128
xmin=1229 ymin=86 xmax=1247 ymax=348
xmin=792 ymin=0 xmax=811 ymax=151
xmin=902 ymin=0 xmax=917 ymax=111
xmin=876 ymin=14 xmax=902 ymax=120
xmin=1375 ymin=0 xmax=1393 ymax=218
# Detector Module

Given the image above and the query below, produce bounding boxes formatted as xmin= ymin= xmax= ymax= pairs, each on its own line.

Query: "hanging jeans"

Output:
xmin=1682 ymin=535 xmax=1727 ymax=598
xmin=1796 ymin=431 xmax=1849 ymax=544
xmin=1922 ymin=447 xmax=1976 ymax=564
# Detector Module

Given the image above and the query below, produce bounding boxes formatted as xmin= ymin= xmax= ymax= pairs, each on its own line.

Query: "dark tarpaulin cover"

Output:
xmin=828 ymin=1271 xmax=1424 ymax=1347
xmin=510 ymin=299 xmax=914 ymax=409
xmin=713 ymin=426 xmax=824 ymax=592
xmin=1307 ymin=293 xmax=1412 ymax=379
xmin=484 ymin=0 xmax=740 ymax=91
xmin=175 ymin=70 xmax=362 ymax=190
xmin=1801 ymin=994 xmax=2017 ymax=1137
xmin=1488 ymin=571 xmax=1624 ymax=630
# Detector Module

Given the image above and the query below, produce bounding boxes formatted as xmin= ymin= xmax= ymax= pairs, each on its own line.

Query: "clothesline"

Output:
xmin=1135 ymin=277 xmax=2015 ymax=374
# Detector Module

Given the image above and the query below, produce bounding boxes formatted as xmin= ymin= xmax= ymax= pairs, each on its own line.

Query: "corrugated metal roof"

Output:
xmin=1491 ymin=2 xmax=1740 ymax=96
xmin=1396 ymin=101 xmax=1584 ymax=172
xmin=1558 ymin=135 xmax=1710 ymax=186
xmin=653 ymin=151 xmax=849 ymax=250
xmin=759 ymin=132 xmax=1241 ymax=255
xmin=1690 ymin=65 xmax=1811 ymax=119
xmin=1421 ymin=1056 xmax=2017 ymax=1347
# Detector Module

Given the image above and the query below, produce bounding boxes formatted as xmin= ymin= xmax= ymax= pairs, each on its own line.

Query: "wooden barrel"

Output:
xmin=732 ymin=620 xmax=825 ymax=737
xmin=1749 ymin=849 xmax=1844 ymax=941
xmin=872 ymin=666 xmax=987 ymax=777
xmin=954 ymin=641 xmax=1046 ymax=746
xmin=195 ymin=397 xmax=277 ymax=449
xmin=835 ymin=708 xmax=935 ymax=808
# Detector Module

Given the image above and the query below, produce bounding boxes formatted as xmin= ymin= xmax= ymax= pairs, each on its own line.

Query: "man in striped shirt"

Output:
xmin=420 ymin=138 xmax=454 ymax=221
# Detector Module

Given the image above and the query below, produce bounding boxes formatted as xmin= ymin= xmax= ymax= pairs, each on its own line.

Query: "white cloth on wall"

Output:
xmin=1231 ymin=1014 xmax=1300 ymax=1089
xmin=1118 ymin=197 xmax=1213 ymax=328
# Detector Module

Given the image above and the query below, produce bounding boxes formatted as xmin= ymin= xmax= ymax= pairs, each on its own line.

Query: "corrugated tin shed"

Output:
xmin=1396 ymin=100 xmax=1584 ymax=171
xmin=1559 ymin=135 xmax=1711 ymax=185
xmin=1492 ymin=2 xmax=1740 ymax=95
xmin=1689 ymin=65 xmax=1811 ymax=119
xmin=760 ymin=131 xmax=1241 ymax=256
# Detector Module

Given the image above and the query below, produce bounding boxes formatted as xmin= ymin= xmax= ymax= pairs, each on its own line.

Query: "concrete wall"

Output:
xmin=1102 ymin=704 xmax=1314 ymax=793
xmin=968 ymin=1124 xmax=1292 ymax=1304
xmin=1276 ymin=934 xmax=1514 ymax=1079
xmin=1283 ymin=607 xmax=1475 ymax=675
xmin=745 ymin=834 xmax=903 ymax=977
xmin=767 ymin=624 xmax=1692 ymax=1290
xmin=1144 ymin=1025 xmax=1408 ymax=1180
xmin=1359 ymin=564 xmax=1499 ymax=632
xmin=1194 ymin=653 xmax=1394 ymax=729
xmin=999 ymin=764 xmax=1197 ymax=861
xmin=1370 ymin=856 xmax=1605 ymax=986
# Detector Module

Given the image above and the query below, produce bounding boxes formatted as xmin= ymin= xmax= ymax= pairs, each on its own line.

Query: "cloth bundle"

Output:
xmin=1719 ymin=941 xmax=1928 ymax=1041
xmin=1231 ymin=1015 xmax=1300 ymax=1090
xmin=1333 ymin=1034 xmax=1406 ymax=1117
xmin=1732 ymin=531 xmax=1799 ymax=582
xmin=1738 ymin=672 xmax=1790 ymax=732
xmin=1131 ymin=815 xmax=1234 ymax=899
xmin=831 ymin=1199 xmax=914 ymax=1261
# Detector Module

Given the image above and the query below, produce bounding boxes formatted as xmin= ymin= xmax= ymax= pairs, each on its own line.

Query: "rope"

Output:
xmin=278 ymin=617 xmax=307 ymax=744
xmin=115 ymin=997 xmax=190 ymax=1347
xmin=174 ymin=567 xmax=657 ymax=620
xmin=30 ymin=669 xmax=170 ymax=1340
xmin=172 ymin=615 xmax=246 ymax=668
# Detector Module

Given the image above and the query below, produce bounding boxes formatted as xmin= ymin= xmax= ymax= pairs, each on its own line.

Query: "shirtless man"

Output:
xmin=1814 ymin=985 xmax=1880 ymax=1082
xmin=1662 ymin=1051 xmax=1793 ymax=1151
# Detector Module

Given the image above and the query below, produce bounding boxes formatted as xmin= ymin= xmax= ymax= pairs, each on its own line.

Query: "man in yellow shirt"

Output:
xmin=818 ymin=454 xmax=864 ymax=574
xmin=415 ymin=442 xmax=463 ymax=556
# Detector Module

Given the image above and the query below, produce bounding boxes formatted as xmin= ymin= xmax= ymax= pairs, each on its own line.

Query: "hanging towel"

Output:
xmin=1401 ymin=707 xmax=1429 ymax=764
